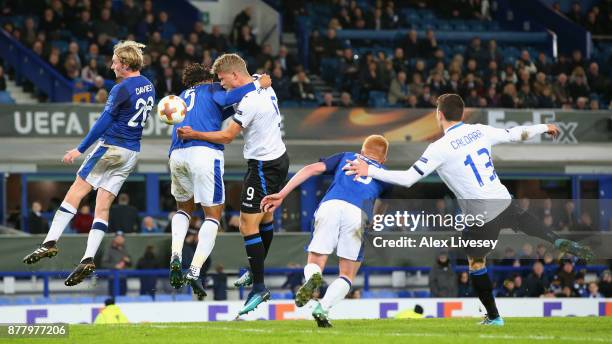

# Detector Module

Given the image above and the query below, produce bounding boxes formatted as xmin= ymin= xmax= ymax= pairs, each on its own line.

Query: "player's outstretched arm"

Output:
xmin=63 ymin=111 xmax=114 ymax=164
xmin=212 ymin=74 xmax=272 ymax=107
xmin=486 ymin=123 xmax=559 ymax=145
xmin=344 ymin=155 xmax=439 ymax=189
xmin=261 ymin=162 xmax=327 ymax=212
xmin=177 ymin=120 xmax=242 ymax=144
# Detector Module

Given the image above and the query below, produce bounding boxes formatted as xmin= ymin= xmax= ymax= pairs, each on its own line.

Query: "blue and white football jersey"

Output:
xmin=168 ymin=81 xmax=257 ymax=155
xmin=77 ymin=75 xmax=155 ymax=153
xmin=320 ymin=152 xmax=392 ymax=217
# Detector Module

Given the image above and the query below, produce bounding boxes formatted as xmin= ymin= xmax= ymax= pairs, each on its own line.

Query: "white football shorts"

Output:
xmin=308 ymin=199 xmax=366 ymax=261
xmin=77 ymin=142 xmax=138 ymax=196
xmin=169 ymin=146 xmax=225 ymax=206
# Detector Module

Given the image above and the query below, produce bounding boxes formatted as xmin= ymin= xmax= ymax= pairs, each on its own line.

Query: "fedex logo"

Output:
xmin=487 ymin=110 xmax=578 ymax=143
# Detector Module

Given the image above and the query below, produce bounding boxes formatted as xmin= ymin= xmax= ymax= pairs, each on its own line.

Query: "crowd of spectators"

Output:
xmin=307 ymin=0 xmax=611 ymax=109
xmin=554 ymin=0 xmax=612 ymax=35
xmin=429 ymin=250 xmax=612 ymax=299
xmin=1 ymin=0 xmax=610 ymax=109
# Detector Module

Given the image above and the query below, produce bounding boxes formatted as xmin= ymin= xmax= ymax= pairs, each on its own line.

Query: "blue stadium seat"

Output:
xmin=154 ymin=294 xmax=174 ymax=302
xmin=174 ymin=294 xmax=194 ymax=301
xmin=13 ymin=297 xmax=34 ymax=305
xmin=0 ymin=298 xmax=11 ymax=305
xmin=397 ymin=290 xmax=413 ymax=298
xmin=413 ymin=290 xmax=431 ymax=298
xmin=116 ymin=295 xmax=153 ymax=303
xmin=369 ymin=91 xmax=388 ymax=108
xmin=0 ymin=91 xmax=15 ymax=104
xmin=33 ymin=297 xmax=52 ymax=304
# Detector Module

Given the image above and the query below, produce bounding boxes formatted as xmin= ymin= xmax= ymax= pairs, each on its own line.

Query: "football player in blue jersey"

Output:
xmin=260 ymin=135 xmax=393 ymax=327
xmin=23 ymin=41 xmax=156 ymax=287
xmin=166 ymin=63 xmax=271 ymax=299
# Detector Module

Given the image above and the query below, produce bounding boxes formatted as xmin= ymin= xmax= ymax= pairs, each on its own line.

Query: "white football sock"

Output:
xmin=171 ymin=210 xmax=191 ymax=261
xmin=304 ymin=263 xmax=322 ymax=281
xmin=320 ymin=277 xmax=351 ymax=311
xmin=43 ymin=201 xmax=76 ymax=243
xmin=189 ymin=218 xmax=219 ymax=276
xmin=81 ymin=219 xmax=107 ymax=261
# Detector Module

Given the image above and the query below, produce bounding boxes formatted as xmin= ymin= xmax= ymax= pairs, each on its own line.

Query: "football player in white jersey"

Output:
xmin=345 ymin=93 xmax=593 ymax=326
xmin=177 ymin=54 xmax=288 ymax=315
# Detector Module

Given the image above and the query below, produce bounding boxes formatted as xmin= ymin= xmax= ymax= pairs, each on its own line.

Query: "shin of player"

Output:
xmin=261 ymin=135 xmax=392 ymax=327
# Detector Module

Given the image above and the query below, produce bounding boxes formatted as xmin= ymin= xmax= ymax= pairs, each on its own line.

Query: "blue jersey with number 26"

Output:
xmin=77 ymin=75 xmax=155 ymax=153
xmin=319 ymin=152 xmax=392 ymax=217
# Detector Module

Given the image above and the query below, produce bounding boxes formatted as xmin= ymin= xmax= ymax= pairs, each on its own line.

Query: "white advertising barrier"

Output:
xmin=0 ymin=298 xmax=610 ymax=324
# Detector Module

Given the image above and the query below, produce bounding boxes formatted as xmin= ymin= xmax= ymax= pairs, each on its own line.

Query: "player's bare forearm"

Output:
xmin=279 ymin=162 xmax=326 ymax=198
xmin=177 ymin=124 xmax=239 ymax=144
xmin=193 ymin=130 xmax=232 ymax=144
xmin=262 ymin=162 xmax=326 ymax=212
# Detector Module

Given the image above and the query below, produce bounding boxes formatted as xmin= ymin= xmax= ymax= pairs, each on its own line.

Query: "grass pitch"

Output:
xmin=6 ymin=318 xmax=612 ymax=344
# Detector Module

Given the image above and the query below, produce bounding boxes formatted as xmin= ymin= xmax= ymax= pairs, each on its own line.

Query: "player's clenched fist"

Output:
xmin=177 ymin=126 xmax=195 ymax=140
xmin=546 ymin=123 xmax=560 ymax=138
xmin=261 ymin=193 xmax=283 ymax=212
xmin=62 ymin=148 xmax=81 ymax=164
xmin=342 ymin=158 xmax=369 ymax=179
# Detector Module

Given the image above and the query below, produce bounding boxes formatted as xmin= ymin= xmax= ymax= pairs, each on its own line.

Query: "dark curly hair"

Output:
xmin=182 ymin=63 xmax=213 ymax=88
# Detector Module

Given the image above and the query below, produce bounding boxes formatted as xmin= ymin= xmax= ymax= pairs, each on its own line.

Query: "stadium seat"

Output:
xmin=413 ymin=290 xmax=431 ymax=298
xmin=397 ymin=290 xmax=414 ymax=298
xmin=13 ymin=297 xmax=34 ymax=305
xmin=174 ymin=294 xmax=194 ymax=301
xmin=0 ymin=91 xmax=15 ymax=104
xmin=368 ymin=91 xmax=388 ymax=108
xmin=154 ymin=294 xmax=174 ymax=302
xmin=34 ymin=297 xmax=52 ymax=304
xmin=0 ymin=298 xmax=11 ymax=305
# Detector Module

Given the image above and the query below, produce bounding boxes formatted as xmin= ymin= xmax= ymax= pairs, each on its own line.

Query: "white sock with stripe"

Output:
xmin=320 ymin=276 xmax=351 ymax=311
xmin=44 ymin=201 xmax=76 ymax=244
xmin=304 ymin=263 xmax=322 ymax=281
xmin=171 ymin=210 xmax=191 ymax=261
xmin=81 ymin=219 xmax=107 ymax=262
xmin=189 ymin=218 xmax=219 ymax=277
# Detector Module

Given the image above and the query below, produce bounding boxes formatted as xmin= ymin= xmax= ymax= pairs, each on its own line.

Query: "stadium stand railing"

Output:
xmin=0 ymin=29 xmax=73 ymax=102
xmin=0 ymin=265 xmax=608 ymax=303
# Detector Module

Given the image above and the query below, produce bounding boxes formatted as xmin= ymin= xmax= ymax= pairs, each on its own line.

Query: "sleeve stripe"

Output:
xmin=419 ymin=157 xmax=428 ymax=163
xmin=412 ymin=164 xmax=424 ymax=176
xmin=232 ymin=116 xmax=243 ymax=126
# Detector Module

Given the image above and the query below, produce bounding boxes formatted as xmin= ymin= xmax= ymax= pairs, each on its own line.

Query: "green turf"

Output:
xmin=4 ymin=318 xmax=612 ymax=344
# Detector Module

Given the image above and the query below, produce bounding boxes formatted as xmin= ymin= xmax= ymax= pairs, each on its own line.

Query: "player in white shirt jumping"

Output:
xmin=345 ymin=93 xmax=593 ymax=326
xmin=177 ymin=54 xmax=288 ymax=316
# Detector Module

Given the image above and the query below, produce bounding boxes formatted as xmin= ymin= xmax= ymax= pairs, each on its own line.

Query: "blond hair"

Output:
xmin=362 ymin=135 xmax=389 ymax=162
xmin=113 ymin=40 xmax=146 ymax=71
xmin=211 ymin=53 xmax=249 ymax=75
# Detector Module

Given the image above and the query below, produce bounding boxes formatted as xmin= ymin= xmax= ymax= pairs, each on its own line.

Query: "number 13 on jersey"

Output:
xmin=464 ymin=147 xmax=497 ymax=187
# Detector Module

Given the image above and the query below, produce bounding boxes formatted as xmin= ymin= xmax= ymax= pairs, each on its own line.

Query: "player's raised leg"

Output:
xmin=65 ymin=187 xmax=115 ymax=286
xmin=513 ymin=205 xmax=594 ymax=261
xmin=183 ymin=204 xmax=223 ymax=300
xmin=169 ymin=200 xmax=194 ymax=289
xmin=468 ymin=256 xmax=504 ymax=326
xmin=23 ymin=176 xmax=91 ymax=264
xmin=313 ymin=258 xmax=360 ymax=328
